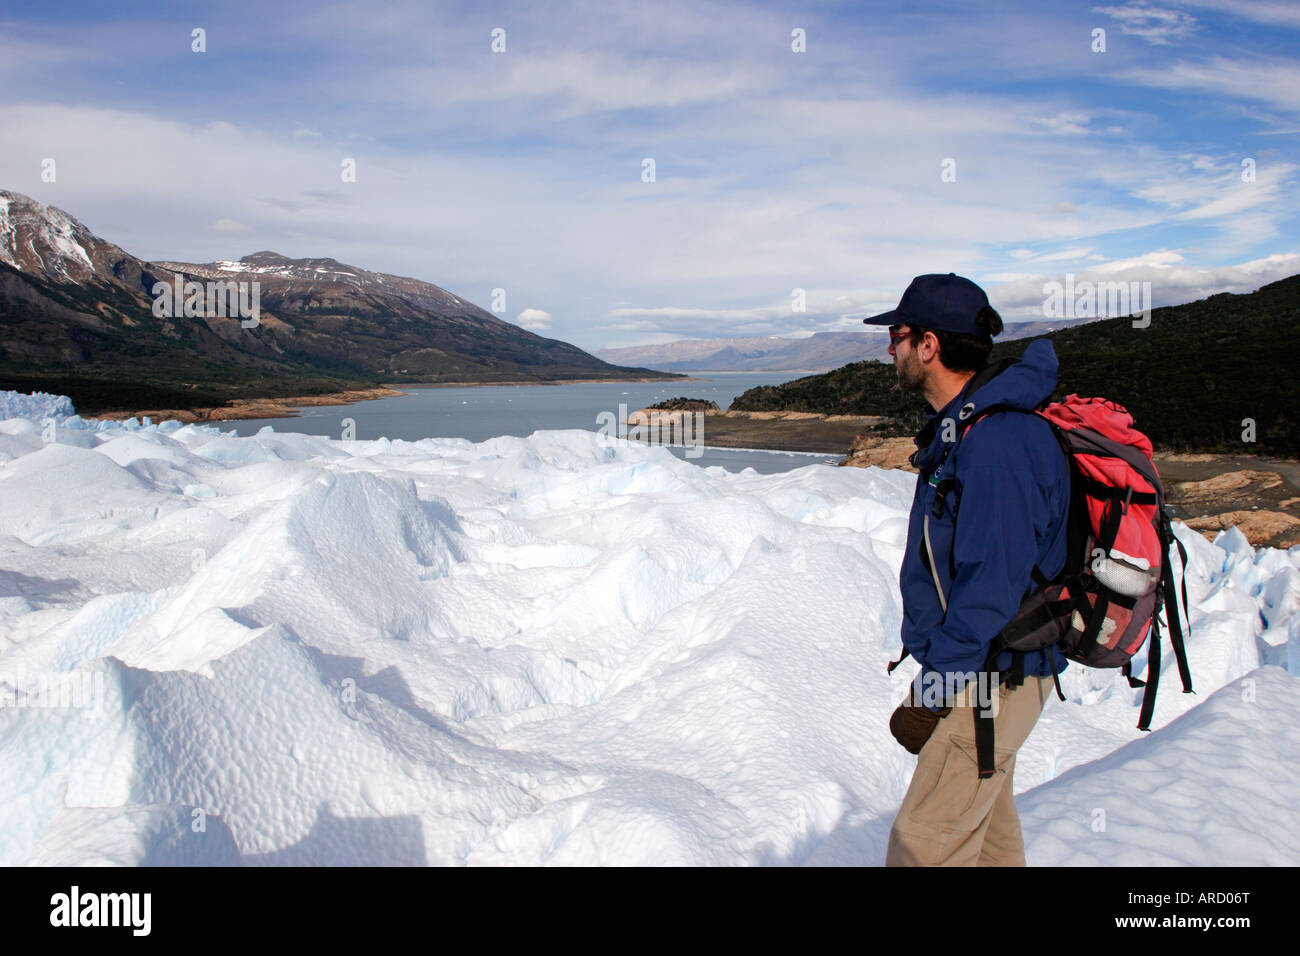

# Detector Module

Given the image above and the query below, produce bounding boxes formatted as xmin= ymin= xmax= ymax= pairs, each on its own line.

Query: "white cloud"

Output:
xmin=210 ymin=219 xmax=249 ymax=232
xmin=607 ymin=305 xmax=789 ymax=322
xmin=1120 ymin=56 xmax=1300 ymax=115
xmin=1092 ymin=4 xmax=1199 ymax=45
xmin=984 ymin=271 xmax=1044 ymax=282
xmin=516 ymin=308 xmax=552 ymax=330
xmin=1130 ymin=157 xmax=1294 ymax=222
xmin=987 ymin=250 xmax=1300 ymax=319
xmin=1090 ymin=249 xmax=1188 ymax=271
xmin=2 ymin=93 xmax=1290 ymax=351
xmin=1 ymin=2 xmax=1297 ymax=351
xmin=0 ymin=32 xmax=106 ymax=80
xmin=1034 ymin=246 xmax=1095 ymax=262
xmin=1177 ymin=0 xmax=1300 ymax=28
xmin=1033 ymin=112 xmax=1092 ymax=135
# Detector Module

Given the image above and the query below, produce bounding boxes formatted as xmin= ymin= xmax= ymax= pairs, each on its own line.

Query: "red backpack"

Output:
xmin=958 ymin=395 xmax=1195 ymax=777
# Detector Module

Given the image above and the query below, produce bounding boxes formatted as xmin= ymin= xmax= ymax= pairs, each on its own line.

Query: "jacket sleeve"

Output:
xmin=919 ymin=420 xmax=1052 ymax=699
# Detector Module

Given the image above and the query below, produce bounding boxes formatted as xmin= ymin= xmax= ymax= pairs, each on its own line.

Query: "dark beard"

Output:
xmin=896 ymin=359 xmax=923 ymax=393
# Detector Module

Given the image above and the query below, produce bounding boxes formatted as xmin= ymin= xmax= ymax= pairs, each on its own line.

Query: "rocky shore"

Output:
xmin=90 ymin=386 xmax=407 ymax=424
xmin=837 ymin=436 xmax=1300 ymax=549
xmin=624 ymin=406 xmax=1300 ymax=549
xmin=624 ymin=408 xmax=887 ymax=455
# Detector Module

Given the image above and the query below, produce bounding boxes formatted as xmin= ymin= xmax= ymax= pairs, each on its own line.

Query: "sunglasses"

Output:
xmin=887 ymin=324 xmax=910 ymax=346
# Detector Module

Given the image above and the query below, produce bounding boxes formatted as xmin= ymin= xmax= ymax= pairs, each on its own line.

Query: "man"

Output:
xmin=862 ymin=273 xmax=1070 ymax=867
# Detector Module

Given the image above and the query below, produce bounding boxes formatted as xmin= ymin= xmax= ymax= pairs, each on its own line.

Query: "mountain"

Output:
xmin=594 ymin=335 xmax=792 ymax=369
xmin=730 ymin=275 xmax=1300 ymax=456
xmin=594 ymin=318 xmax=1098 ymax=372
xmin=0 ymin=191 xmax=134 ymax=283
xmin=0 ymin=189 xmax=676 ymax=413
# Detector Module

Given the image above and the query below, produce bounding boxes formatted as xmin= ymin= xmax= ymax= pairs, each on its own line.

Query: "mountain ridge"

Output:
xmin=0 ymin=189 xmax=679 ymax=414
xmin=594 ymin=317 xmax=1099 ymax=372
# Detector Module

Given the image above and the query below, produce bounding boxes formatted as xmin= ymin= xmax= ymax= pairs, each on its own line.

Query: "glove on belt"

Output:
xmin=889 ymin=692 xmax=952 ymax=754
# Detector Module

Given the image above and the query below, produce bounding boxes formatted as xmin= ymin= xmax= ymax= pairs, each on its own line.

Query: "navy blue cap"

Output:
xmin=862 ymin=273 xmax=994 ymax=338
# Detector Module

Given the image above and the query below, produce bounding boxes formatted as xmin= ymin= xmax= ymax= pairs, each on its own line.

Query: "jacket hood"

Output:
xmin=911 ymin=338 xmax=1059 ymax=472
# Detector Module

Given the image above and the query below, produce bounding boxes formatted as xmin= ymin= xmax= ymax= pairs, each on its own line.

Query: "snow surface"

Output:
xmin=1 ymin=390 xmax=1297 ymax=865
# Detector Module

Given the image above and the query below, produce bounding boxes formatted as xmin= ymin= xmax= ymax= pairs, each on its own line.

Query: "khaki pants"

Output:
xmin=886 ymin=675 xmax=1054 ymax=867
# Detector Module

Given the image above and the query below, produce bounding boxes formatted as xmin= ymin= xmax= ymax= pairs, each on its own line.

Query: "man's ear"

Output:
xmin=920 ymin=330 xmax=941 ymax=363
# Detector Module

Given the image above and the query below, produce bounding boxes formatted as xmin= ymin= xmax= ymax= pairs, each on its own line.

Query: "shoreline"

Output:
xmin=388 ymin=375 xmax=702 ymax=390
xmin=76 ymin=389 xmax=1300 ymax=547
xmin=88 ymin=375 xmax=700 ymax=424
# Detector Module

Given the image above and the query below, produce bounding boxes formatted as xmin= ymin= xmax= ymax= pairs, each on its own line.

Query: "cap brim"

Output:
xmin=861 ymin=309 xmax=900 ymax=325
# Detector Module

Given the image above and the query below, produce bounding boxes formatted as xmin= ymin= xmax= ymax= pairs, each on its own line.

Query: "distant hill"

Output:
xmin=731 ymin=276 xmax=1300 ymax=456
xmin=594 ymin=318 xmax=1096 ymax=372
xmin=0 ymin=189 xmax=678 ymax=414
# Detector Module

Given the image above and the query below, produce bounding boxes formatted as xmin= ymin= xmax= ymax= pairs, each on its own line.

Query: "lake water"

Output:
xmin=212 ymin=373 xmax=845 ymax=474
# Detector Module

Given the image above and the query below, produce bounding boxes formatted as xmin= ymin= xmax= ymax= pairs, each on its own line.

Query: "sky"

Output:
xmin=1 ymin=0 xmax=1298 ymax=352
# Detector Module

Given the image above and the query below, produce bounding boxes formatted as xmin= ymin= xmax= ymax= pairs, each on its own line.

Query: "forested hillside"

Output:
xmin=732 ymin=275 xmax=1300 ymax=456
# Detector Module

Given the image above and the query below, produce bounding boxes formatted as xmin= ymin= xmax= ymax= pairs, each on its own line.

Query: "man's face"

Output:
xmin=888 ymin=324 xmax=925 ymax=393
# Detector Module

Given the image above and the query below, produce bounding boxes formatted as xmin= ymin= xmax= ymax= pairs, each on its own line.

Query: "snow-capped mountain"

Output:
xmin=0 ymin=189 xmax=670 ymax=391
xmin=156 ymin=251 xmax=512 ymax=330
xmin=0 ymin=190 xmax=138 ymax=284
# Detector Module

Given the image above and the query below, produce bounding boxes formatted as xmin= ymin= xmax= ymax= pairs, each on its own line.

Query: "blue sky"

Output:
xmin=1 ymin=0 xmax=1297 ymax=350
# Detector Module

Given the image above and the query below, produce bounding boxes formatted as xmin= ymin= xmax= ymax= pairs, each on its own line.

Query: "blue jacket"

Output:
xmin=899 ymin=338 xmax=1070 ymax=704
